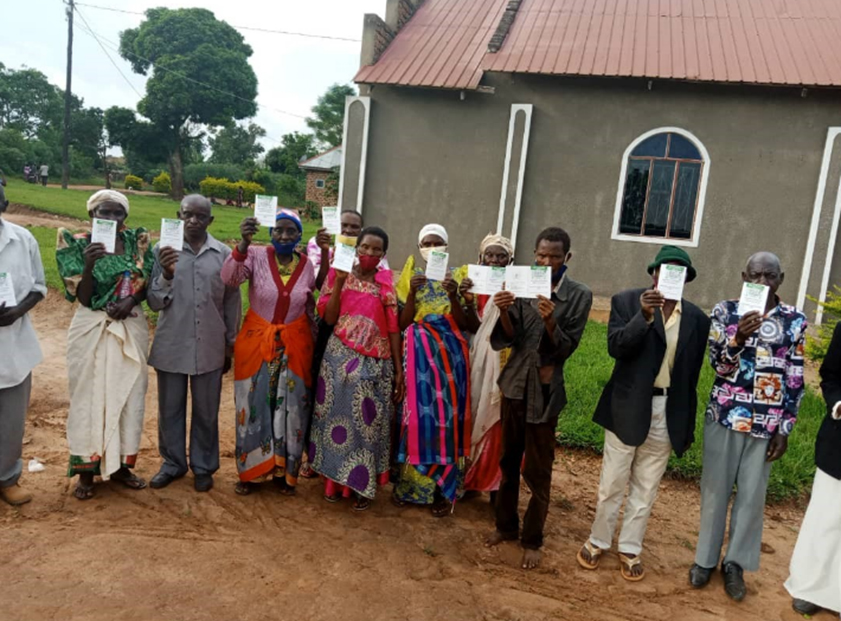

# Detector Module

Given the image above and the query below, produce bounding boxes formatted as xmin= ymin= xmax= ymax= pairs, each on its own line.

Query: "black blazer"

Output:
xmin=592 ymin=288 xmax=710 ymax=456
xmin=817 ymin=322 xmax=841 ymax=480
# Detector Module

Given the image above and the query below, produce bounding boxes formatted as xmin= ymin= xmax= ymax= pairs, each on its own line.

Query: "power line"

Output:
xmin=74 ymin=8 xmax=144 ymax=98
xmin=75 ymin=2 xmax=361 ymax=42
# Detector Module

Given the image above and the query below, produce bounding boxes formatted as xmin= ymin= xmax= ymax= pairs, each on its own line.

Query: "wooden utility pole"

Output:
xmin=61 ymin=0 xmax=74 ymax=189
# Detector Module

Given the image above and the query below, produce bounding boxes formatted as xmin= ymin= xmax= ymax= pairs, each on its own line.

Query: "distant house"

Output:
xmin=300 ymin=146 xmax=342 ymax=208
xmin=338 ymin=0 xmax=841 ymax=321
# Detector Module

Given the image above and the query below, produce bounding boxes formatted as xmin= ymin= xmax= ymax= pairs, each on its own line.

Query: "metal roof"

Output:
xmin=299 ymin=145 xmax=343 ymax=171
xmin=356 ymin=0 xmax=841 ymax=90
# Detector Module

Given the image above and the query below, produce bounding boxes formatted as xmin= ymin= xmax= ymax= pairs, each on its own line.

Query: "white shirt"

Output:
xmin=0 ymin=220 xmax=46 ymax=388
xmin=39 ymin=165 xmax=48 ymax=176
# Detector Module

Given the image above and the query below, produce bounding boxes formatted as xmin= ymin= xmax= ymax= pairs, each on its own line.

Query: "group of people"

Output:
xmin=22 ymin=163 xmax=49 ymax=186
xmin=0 ymin=189 xmax=838 ymax=615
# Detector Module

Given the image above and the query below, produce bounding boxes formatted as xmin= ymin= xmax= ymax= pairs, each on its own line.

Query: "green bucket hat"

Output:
xmin=647 ymin=245 xmax=697 ymax=282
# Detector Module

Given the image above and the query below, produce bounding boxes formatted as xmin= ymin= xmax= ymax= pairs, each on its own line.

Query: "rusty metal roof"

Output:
xmin=356 ymin=0 xmax=841 ymax=90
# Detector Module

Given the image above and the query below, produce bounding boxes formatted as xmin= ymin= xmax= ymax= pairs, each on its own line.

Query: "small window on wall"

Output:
xmin=613 ymin=128 xmax=710 ymax=247
xmin=315 ymin=179 xmax=326 ymax=189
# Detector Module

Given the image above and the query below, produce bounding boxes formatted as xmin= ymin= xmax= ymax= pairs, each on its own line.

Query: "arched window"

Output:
xmin=612 ymin=128 xmax=710 ymax=247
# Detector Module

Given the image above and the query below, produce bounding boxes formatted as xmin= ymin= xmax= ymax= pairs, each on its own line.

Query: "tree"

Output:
xmin=209 ymin=122 xmax=265 ymax=165
xmin=306 ymin=83 xmax=356 ymax=148
xmin=264 ymin=132 xmax=317 ymax=177
xmin=0 ymin=63 xmax=64 ymax=139
xmin=118 ymin=8 xmax=258 ymax=198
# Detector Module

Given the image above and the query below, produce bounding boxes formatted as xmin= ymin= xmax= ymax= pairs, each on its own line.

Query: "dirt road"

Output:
xmin=0 ymin=297 xmax=819 ymax=621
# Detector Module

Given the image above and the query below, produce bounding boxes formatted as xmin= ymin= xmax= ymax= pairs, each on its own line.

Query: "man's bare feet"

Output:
xmin=522 ymin=548 xmax=541 ymax=570
xmin=485 ymin=531 xmax=508 ymax=548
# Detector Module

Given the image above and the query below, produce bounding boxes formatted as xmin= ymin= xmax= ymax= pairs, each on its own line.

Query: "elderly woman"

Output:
xmin=310 ymin=227 xmax=403 ymax=511
xmin=56 ymin=190 xmax=154 ymax=500
xmin=222 ymin=209 xmax=321 ymax=496
xmin=393 ymin=224 xmax=471 ymax=517
xmin=461 ymin=234 xmax=514 ymax=500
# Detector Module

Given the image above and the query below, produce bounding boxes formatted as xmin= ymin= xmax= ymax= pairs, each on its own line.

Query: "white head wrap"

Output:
xmin=418 ymin=223 xmax=448 ymax=246
xmin=479 ymin=233 xmax=514 ymax=261
xmin=86 ymin=189 xmax=130 ymax=215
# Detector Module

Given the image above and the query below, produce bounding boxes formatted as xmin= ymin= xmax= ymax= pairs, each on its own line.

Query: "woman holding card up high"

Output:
xmin=222 ymin=210 xmax=328 ymax=497
xmin=392 ymin=224 xmax=472 ymax=517
xmin=309 ymin=227 xmax=403 ymax=510
xmin=56 ymin=190 xmax=155 ymax=500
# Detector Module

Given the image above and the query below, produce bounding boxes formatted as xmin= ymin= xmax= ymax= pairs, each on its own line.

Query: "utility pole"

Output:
xmin=61 ymin=0 xmax=74 ymax=190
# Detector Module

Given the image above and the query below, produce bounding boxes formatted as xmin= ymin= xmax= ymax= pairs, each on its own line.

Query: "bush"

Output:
xmin=807 ymin=285 xmax=841 ymax=363
xmin=152 ymin=171 xmax=172 ymax=194
xmin=249 ymin=169 xmax=306 ymax=204
xmin=184 ymin=163 xmax=246 ymax=190
xmin=124 ymin=174 xmax=143 ymax=191
xmin=199 ymin=176 xmax=265 ymax=203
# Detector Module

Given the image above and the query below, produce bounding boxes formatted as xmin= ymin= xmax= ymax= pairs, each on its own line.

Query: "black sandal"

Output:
xmin=111 ymin=469 xmax=147 ymax=490
xmin=353 ymin=496 xmax=371 ymax=512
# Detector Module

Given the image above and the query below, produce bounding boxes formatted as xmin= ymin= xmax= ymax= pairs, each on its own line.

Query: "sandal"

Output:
xmin=576 ymin=541 xmax=604 ymax=570
xmin=235 ymin=482 xmax=254 ymax=496
xmin=431 ymin=499 xmax=451 ymax=518
xmin=324 ymin=493 xmax=342 ymax=503
xmin=110 ymin=469 xmax=147 ymax=490
xmin=299 ymin=464 xmax=318 ymax=480
xmin=618 ymin=552 xmax=646 ymax=582
xmin=390 ymin=493 xmax=407 ymax=508
xmin=74 ymin=482 xmax=96 ymax=501
xmin=353 ymin=496 xmax=371 ymax=512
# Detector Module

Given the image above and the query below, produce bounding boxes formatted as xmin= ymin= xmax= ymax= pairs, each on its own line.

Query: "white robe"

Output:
xmin=785 ymin=468 xmax=841 ymax=616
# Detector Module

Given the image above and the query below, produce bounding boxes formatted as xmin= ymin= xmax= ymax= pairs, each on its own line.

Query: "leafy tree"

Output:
xmin=209 ymin=122 xmax=265 ymax=165
xmin=118 ymin=8 xmax=258 ymax=198
xmin=0 ymin=63 xmax=64 ymax=139
xmin=306 ymin=83 xmax=356 ymax=148
xmin=264 ymin=132 xmax=317 ymax=177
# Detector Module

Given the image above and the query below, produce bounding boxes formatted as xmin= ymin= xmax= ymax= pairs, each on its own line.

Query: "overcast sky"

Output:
xmin=1 ymin=0 xmax=384 ymax=151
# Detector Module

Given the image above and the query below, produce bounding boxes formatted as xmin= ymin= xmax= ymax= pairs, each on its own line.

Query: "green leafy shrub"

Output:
xmin=184 ymin=163 xmax=246 ymax=190
xmin=199 ymin=177 xmax=264 ymax=203
xmin=807 ymin=285 xmax=841 ymax=363
xmin=152 ymin=171 xmax=171 ymax=194
xmin=124 ymin=174 xmax=143 ymax=191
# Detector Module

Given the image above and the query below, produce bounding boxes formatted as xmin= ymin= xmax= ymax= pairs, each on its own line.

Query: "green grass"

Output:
xmin=562 ymin=321 xmax=826 ymax=501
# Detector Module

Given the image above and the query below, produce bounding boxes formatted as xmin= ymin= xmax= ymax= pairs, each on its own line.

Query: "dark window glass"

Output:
xmin=631 ymin=133 xmax=668 ymax=158
xmin=669 ymin=162 xmax=701 ymax=239
xmin=668 ymin=134 xmax=702 ymax=160
xmin=642 ymin=160 xmax=676 ymax=237
xmin=619 ymin=160 xmax=650 ymax=234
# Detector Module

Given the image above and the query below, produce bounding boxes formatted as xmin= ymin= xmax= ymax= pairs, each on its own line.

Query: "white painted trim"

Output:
xmin=496 ymin=104 xmax=533 ymax=251
xmin=797 ymin=127 xmax=841 ymax=312
xmin=611 ymin=127 xmax=711 ymax=249
xmin=336 ymin=96 xmax=371 ymax=215
xmin=817 ymin=173 xmax=841 ymax=324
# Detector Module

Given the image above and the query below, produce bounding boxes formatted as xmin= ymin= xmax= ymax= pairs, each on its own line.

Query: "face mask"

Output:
xmin=357 ymin=254 xmax=380 ymax=271
xmin=552 ymin=264 xmax=568 ymax=284
xmin=337 ymin=234 xmax=358 ymax=247
xmin=272 ymin=238 xmax=300 ymax=256
xmin=420 ymin=245 xmax=447 ymax=262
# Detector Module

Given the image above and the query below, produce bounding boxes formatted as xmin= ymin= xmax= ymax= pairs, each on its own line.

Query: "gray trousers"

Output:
xmin=156 ymin=369 xmax=223 ymax=477
xmin=0 ymin=374 xmax=32 ymax=489
xmin=694 ymin=419 xmax=772 ymax=571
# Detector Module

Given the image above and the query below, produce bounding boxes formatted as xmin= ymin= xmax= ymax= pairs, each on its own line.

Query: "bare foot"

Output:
xmin=521 ymin=548 xmax=541 ymax=570
xmin=485 ymin=531 xmax=509 ymax=548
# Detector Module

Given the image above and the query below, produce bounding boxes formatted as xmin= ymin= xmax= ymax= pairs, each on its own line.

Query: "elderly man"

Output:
xmin=784 ymin=321 xmax=841 ymax=616
xmin=147 ymin=195 xmax=241 ymax=492
xmin=577 ymin=246 xmax=709 ymax=581
xmin=0 ymin=196 xmax=46 ymax=505
xmin=485 ymin=227 xmax=593 ymax=570
xmin=689 ymin=252 xmax=807 ymax=601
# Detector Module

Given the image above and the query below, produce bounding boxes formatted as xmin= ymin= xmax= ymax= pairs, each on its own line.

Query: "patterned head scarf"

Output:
xmin=86 ymin=189 xmax=130 ymax=215
xmin=418 ymin=223 xmax=448 ymax=246
xmin=478 ymin=233 xmax=514 ymax=263
xmin=275 ymin=208 xmax=303 ymax=233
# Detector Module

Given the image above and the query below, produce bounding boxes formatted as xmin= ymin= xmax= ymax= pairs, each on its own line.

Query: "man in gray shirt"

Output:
xmin=147 ymin=194 xmax=241 ymax=492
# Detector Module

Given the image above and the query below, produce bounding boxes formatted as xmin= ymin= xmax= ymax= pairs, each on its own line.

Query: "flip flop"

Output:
xmin=111 ymin=471 xmax=147 ymax=490
xmin=576 ymin=541 xmax=604 ymax=570
xmin=619 ymin=552 xmax=646 ymax=582
xmin=431 ymin=500 xmax=451 ymax=518
xmin=324 ymin=493 xmax=342 ymax=503
xmin=235 ymin=482 xmax=254 ymax=496
xmin=353 ymin=497 xmax=371 ymax=512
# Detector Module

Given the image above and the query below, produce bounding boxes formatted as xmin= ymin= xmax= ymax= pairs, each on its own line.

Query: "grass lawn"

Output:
xmin=562 ymin=321 xmax=825 ymax=501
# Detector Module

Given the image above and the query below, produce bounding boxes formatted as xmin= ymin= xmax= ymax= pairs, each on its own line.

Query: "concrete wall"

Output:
xmin=354 ymin=74 xmax=841 ymax=316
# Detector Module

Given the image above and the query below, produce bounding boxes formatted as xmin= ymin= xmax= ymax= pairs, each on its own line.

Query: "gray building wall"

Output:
xmin=353 ymin=74 xmax=841 ymax=315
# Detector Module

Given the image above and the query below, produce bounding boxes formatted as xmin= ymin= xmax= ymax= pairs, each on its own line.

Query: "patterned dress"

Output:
xmin=222 ymin=247 xmax=316 ymax=488
xmin=393 ymin=256 xmax=471 ymax=505
xmin=310 ymin=269 xmax=399 ymax=499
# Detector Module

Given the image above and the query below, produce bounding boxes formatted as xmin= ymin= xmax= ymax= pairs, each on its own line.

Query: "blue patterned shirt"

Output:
xmin=706 ymin=299 xmax=807 ymax=440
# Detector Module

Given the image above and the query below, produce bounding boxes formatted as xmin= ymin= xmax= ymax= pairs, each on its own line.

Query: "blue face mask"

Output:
xmin=272 ymin=238 xmax=300 ymax=255
xmin=552 ymin=264 xmax=568 ymax=284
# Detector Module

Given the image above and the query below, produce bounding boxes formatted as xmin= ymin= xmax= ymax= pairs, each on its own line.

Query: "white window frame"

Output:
xmin=611 ymin=127 xmax=711 ymax=248
xmin=315 ymin=178 xmax=326 ymax=189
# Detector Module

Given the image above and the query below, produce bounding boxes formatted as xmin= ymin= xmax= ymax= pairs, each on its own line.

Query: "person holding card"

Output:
xmin=0 ymin=197 xmax=46 ymax=506
xmin=485 ymin=227 xmax=592 ymax=570
xmin=309 ymin=227 xmax=403 ymax=510
xmin=222 ymin=208 xmax=317 ymax=496
xmin=392 ymin=223 xmax=471 ymax=516
xmin=689 ymin=252 xmax=807 ymax=601
xmin=576 ymin=246 xmax=709 ymax=581
xmin=56 ymin=190 xmax=155 ymax=500
xmin=146 ymin=195 xmax=241 ymax=493
xmin=784 ymin=321 xmax=841 ymax=617
xmin=459 ymin=234 xmax=515 ymax=499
